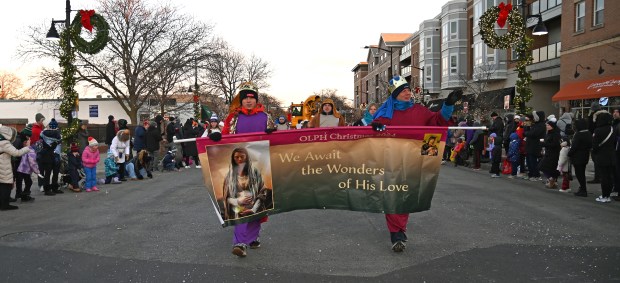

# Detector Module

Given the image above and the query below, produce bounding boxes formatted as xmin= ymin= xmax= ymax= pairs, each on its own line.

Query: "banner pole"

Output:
xmin=173 ymin=127 xmax=487 ymax=144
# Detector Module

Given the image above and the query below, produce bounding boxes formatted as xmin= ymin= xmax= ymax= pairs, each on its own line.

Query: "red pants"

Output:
xmin=385 ymin=213 xmax=409 ymax=232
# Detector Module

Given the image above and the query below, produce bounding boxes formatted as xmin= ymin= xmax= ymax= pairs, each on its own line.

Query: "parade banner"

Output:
xmin=196 ymin=126 xmax=446 ymax=227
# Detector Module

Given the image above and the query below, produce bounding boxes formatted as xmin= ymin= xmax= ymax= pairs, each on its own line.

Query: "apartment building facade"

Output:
xmin=353 ymin=0 xmax=619 ymax=118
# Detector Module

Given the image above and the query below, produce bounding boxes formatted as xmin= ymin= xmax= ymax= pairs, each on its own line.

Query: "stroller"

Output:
xmin=59 ymin=152 xmax=86 ymax=191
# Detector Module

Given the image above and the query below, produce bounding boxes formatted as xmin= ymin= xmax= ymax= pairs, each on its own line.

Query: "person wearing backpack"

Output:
xmin=557 ymin=112 xmax=574 ymax=138
xmin=39 ymin=119 xmax=63 ymax=196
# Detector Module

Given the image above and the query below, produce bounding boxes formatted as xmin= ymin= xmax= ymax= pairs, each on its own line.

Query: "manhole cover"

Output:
xmin=0 ymin=231 xmax=48 ymax=242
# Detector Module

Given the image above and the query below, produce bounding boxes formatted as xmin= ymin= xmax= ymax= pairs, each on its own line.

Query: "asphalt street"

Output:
xmin=1 ymin=163 xmax=619 ymax=282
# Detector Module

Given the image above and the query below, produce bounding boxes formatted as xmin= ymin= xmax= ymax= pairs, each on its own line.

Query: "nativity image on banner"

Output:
xmin=196 ymin=126 xmax=446 ymax=227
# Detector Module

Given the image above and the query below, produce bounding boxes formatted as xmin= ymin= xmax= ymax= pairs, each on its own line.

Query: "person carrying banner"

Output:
xmin=211 ymin=81 xmax=276 ymax=257
xmin=353 ymin=103 xmax=378 ymax=126
xmin=308 ymin=98 xmax=345 ymax=128
xmin=371 ymin=75 xmax=462 ymax=253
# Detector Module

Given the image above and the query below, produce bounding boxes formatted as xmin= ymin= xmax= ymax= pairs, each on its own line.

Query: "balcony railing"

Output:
xmin=530 ymin=0 xmax=562 ymax=15
xmin=401 ymin=66 xmax=411 ymax=77
xmin=531 ymin=42 xmax=561 ymax=63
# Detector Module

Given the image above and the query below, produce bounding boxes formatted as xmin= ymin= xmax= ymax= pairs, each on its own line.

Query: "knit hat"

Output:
xmin=21 ymin=123 xmax=33 ymax=137
xmin=35 ymin=113 xmax=45 ymax=123
xmin=388 ymin=75 xmax=410 ymax=99
xmin=238 ymin=81 xmax=259 ymax=101
xmin=547 ymin=114 xmax=556 ymax=121
xmin=88 ymin=136 xmax=98 ymax=146
xmin=70 ymin=143 xmax=79 ymax=153
xmin=490 ymin=112 xmax=499 ymax=117
xmin=209 ymin=113 xmax=219 ymax=122
xmin=108 ymin=115 xmax=115 ymax=121
xmin=513 ymin=115 xmax=521 ymax=120
xmin=118 ymin=119 xmax=128 ymax=130
xmin=546 ymin=120 xmax=556 ymax=127
xmin=48 ymin=118 xmax=58 ymax=129
xmin=79 ymin=120 xmax=88 ymax=126
xmin=591 ymin=101 xmax=601 ymax=112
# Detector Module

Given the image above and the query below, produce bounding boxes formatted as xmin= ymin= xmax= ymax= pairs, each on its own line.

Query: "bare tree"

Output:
xmin=458 ymin=62 xmax=498 ymax=119
xmin=203 ymin=40 xmax=272 ymax=105
xmin=18 ymin=0 xmax=218 ymax=124
xmin=0 ymin=71 xmax=27 ymax=99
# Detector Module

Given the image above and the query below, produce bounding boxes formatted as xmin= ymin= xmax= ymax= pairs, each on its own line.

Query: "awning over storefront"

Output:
xmin=552 ymin=76 xmax=620 ymax=101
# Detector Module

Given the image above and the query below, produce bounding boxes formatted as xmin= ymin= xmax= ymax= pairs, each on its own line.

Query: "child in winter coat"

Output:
xmin=162 ymin=150 xmax=178 ymax=171
xmin=67 ymin=144 xmax=83 ymax=192
xmin=104 ymin=152 xmax=122 ymax=185
xmin=507 ymin=133 xmax=521 ymax=179
xmin=16 ymin=143 xmax=40 ymax=202
xmin=133 ymin=149 xmax=153 ymax=179
xmin=0 ymin=126 xmax=31 ymax=210
xmin=81 ymin=137 xmax=101 ymax=192
xmin=557 ymin=137 xmax=571 ymax=193
xmin=451 ymin=137 xmax=466 ymax=167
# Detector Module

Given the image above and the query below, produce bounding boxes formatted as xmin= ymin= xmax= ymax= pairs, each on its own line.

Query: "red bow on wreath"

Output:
xmin=496 ymin=2 xmax=512 ymax=28
xmin=80 ymin=10 xmax=96 ymax=32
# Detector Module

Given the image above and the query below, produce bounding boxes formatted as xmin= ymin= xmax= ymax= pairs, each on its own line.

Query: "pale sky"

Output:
xmin=1 ymin=0 xmax=449 ymax=105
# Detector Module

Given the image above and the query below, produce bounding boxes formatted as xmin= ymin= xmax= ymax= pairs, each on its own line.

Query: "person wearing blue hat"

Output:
xmin=371 ymin=75 xmax=462 ymax=253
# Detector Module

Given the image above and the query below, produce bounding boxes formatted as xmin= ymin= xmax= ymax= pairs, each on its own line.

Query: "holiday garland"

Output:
xmin=479 ymin=6 xmax=525 ymax=49
xmin=70 ymin=11 xmax=109 ymax=55
xmin=513 ymin=35 xmax=533 ymax=114
xmin=59 ymin=29 xmax=79 ymax=148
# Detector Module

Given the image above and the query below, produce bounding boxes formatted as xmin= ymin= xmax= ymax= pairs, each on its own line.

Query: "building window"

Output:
xmin=442 ymin=56 xmax=449 ymax=77
xmin=425 ymin=66 xmax=432 ymax=82
xmin=426 ymin=38 xmax=432 ymax=52
xmin=593 ymin=0 xmax=604 ymax=26
xmin=474 ymin=42 xmax=483 ymax=66
xmin=450 ymin=55 xmax=458 ymax=74
xmin=575 ymin=1 xmax=585 ymax=32
xmin=450 ymin=21 xmax=458 ymax=40
xmin=486 ymin=0 xmax=495 ymax=10
xmin=486 ymin=46 xmax=495 ymax=64
xmin=474 ymin=1 xmax=482 ymax=27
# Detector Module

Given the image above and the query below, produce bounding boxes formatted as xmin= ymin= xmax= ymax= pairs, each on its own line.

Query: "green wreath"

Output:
xmin=70 ymin=12 xmax=109 ymax=55
xmin=479 ymin=6 xmax=525 ymax=49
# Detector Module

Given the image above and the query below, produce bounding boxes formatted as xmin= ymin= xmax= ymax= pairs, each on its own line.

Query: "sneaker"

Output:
xmin=537 ymin=177 xmax=544 ymax=181
xmin=558 ymin=189 xmax=571 ymax=193
xmin=595 ymin=196 xmax=611 ymax=203
xmin=185 ymin=166 xmax=190 ymax=169
xmin=39 ymin=186 xmax=44 ymax=192
xmin=491 ymin=174 xmax=500 ymax=178
xmin=232 ymin=245 xmax=247 ymax=257
xmin=112 ymin=177 xmax=122 ymax=184
xmin=92 ymin=187 xmax=99 ymax=192
xmin=441 ymin=160 xmax=446 ymax=165
xmin=249 ymin=240 xmax=261 ymax=249
xmin=507 ymin=175 xmax=515 ymax=179
xmin=472 ymin=168 xmax=481 ymax=171
xmin=195 ymin=165 xmax=202 ymax=169
xmin=391 ymin=241 xmax=406 ymax=253
xmin=85 ymin=189 xmax=92 ymax=192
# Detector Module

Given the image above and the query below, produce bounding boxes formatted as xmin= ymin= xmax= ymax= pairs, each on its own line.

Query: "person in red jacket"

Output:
xmin=31 ymin=113 xmax=45 ymax=144
xmin=372 ymin=75 xmax=462 ymax=253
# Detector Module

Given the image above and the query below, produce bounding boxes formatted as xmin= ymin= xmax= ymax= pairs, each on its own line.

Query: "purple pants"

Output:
xmin=233 ymin=219 xmax=261 ymax=245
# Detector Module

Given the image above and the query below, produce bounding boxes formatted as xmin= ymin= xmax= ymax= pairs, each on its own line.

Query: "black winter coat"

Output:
xmin=105 ymin=121 xmax=116 ymax=145
xmin=524 ymin=121 xmax=546 ymax=155
xmin=145 ymin=127 xmax=162 ymax=152
xmin=538 ymin=127 xmax=561 ymax=173
xmin=592 ymin=111 xmax=616 ymax=166
xmin=182 ymin=122 xmax=199 ymax=157
xmin=568 ymin=130 xmax=592 ymax=165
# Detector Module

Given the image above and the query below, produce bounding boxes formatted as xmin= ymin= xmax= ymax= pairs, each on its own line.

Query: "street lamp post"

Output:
xmin=188 ymin=57 xmax=200 ymax=121
xmin=411 ymin=65 xmax=425 ymax=94
xmin=364 ymin=45 xmax=393 ymax=103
